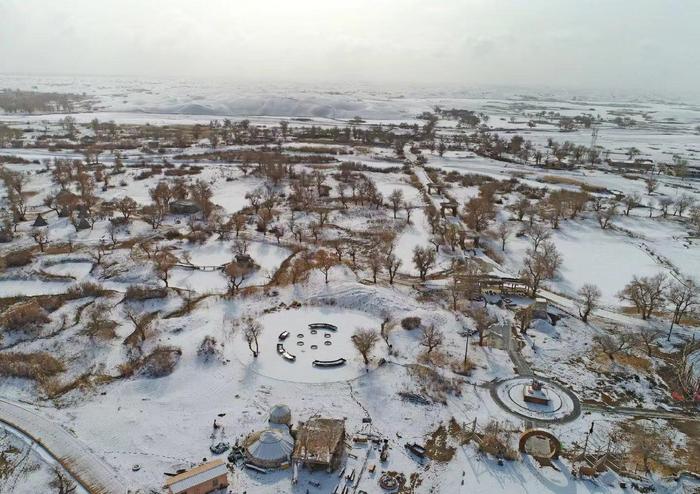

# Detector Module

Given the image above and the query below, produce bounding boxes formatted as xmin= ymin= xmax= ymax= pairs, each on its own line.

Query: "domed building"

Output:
xmin=268 ymin=404 xmax=292 ymax=426
xmin=243 ymin=428 xmax=294 ymax=469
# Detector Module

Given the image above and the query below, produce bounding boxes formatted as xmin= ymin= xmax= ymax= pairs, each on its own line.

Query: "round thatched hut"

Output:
xmin=243 ymin=428 xmax=294 ymax=469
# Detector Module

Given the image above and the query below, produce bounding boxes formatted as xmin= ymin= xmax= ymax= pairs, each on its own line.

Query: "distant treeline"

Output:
xmin=0 ymin=89 xmax=91 ymax=113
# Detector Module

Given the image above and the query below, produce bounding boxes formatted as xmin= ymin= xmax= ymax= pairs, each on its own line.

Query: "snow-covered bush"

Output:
xmin=66 ymin=281 xmax=107 ymax=299
xmin=139 ymin=345 xmax=182 ymax=378
xmin=197 ymin=335 xmax=222 ymax=363
xmin=401 ymin=316 xmax=421 ymax=330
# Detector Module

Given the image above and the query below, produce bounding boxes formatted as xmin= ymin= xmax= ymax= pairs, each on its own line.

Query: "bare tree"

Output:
xmin=469 ymin=305 xmax=496 ymax=346
xmin=596 ymin=331 xmax=633 ymax=361
xmin=596 ymin=204 xmax=617 ymax=229
xmin=388 ymin=188 xmax=404 ymax=219
xmin=617 ymin=274 xmax=666 ymax=320
xmin=525 ymin=223 xmax=550 ymax=252
xmin=49 ymin=466 xmax=77 ymax=494
xmin=1 ymin=167 xmax=29 ymax=222
xmin=352 ymin=328 xmax=380 ymax=365
xmin=153 ymin=250 xmax=177 ymax=288
xmin=645 ymin=176 xmax=658 ymax=194
xmin=385 ymin=254 xmax=402 ymax=285
xmin=242 ymin=318 xmax=263 ymax=357
xmin=515 ymin=305 xmax=533 ymax=335
xmin=520 ymin=241 xmax=562 ymax=297
xmin=658 ymin=196 xmax=673 ymax=218
xmin=367 ymin=249 xmax=383 ymax=284
xmin=116 ymin=196 xmax=138 ymax=221
xmin=666 ymin=278 xmax=698 ymax=339
xmin=690 ymin=206 xmax=700 ymax=235
xmin=233 ymin=236 xmax=250 ymax=256
xmin=232 ymin=213 xmax=247 ymax=237
xmin=141 ymin=204 xmax=166 ymax=229
xmin=224 ymin=260 xmax=254 ymax=293
xmin=625 ymin=421 xmax=666 ymax=473
xmin=636 ymin=327 xmax=662 ymax=357
xmin=89 ymin=240 xmax=108 ymax=268
xmin=420 ymin=325 xmax=444 ymax=355
xmin=577 ymin=283 xmax=601 ymax=323
xmin=380 ymin=317 xmax=396 ymax=347
xmin=674 ymin=340 xmax=700 ymax=400
xmin=673 ymin=193 xmax=695 ymax=217
xmin=123 ymin=309 xmax=155 ymax=354
xmin=447 ymin=275 xmax=460 ymax=311
xmin=464 ymin=196 xmax=495 ymax=232
xmin=31 ymin=228 xmax=49 ymax=252
xmin=314 ymin=249 xmax=336 ymax=283
xmin=413 ymin=245 xmax=436 ymax=281
xmin=512 ymin=197 xmax=531 ymax=221
xmin=189 ymin=179 xmax=215 ymax=218
xmin=403 ymin=201 xmax=414 ymax=225
xmin=494 ymin=222 xmax=511 ymax=251
xmin=621 ymin=192 xmax=641 ymax=216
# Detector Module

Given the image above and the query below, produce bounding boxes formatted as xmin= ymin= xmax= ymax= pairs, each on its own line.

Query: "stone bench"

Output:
xmin=312 ymin=358 xmax=346 ymax=367
xmin=276 ymin=343 xmax=296 ymax=361
xmin=308 ymin=323 xmax=338 ymax=331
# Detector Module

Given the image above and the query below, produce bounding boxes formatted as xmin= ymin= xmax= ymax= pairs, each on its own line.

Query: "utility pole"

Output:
xmin=463 ymin=332 xmax=470 ymax=367
xmin=582 ymin=421 xmax=595 ymax=458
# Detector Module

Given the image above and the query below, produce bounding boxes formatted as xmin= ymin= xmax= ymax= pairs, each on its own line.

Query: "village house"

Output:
xmin=164 ymin=459 xmax=229 ymax=494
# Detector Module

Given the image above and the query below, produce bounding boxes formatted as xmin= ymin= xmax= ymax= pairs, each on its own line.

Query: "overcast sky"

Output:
xmin=1 ymin=0 xmax=698 ymax=96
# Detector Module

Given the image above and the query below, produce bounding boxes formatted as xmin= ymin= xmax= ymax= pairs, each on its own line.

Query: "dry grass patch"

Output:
xmin=0 ymin=352 xmax=65 ymax=381
xmin=476 ymin=420 xmax=519 ymax=461
xmin=424 ymin=424 xmax=456 ymax=462
xmin=0 ymin=300 xmax=50 ymax=332
xmin=406 ymin=364 xmax=462 ymax=404
xmin=591 ymin=347 xmax=651 ymax=372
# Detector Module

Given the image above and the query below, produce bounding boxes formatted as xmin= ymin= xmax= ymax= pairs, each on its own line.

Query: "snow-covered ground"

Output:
xmin=0 ymin=78 xmax=698 ymax=493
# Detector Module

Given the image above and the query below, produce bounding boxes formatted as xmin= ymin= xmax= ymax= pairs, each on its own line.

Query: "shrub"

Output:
xmin=0 ymin=352 xmax=65 ymax=381
xmin=117 ymin=358 xmax=139 ymax=378
xmin=0 ymin=300 xmax=50 ymax=331
xmin=140 ymin=345 xmax=181 ymax=378
xmin=4 ymin=250 xmax=33 ymax=267
xmin=66 ymin=281 xmax=107 ymax=299
xmin=197 ymin=335 xmax=222 ymax=362
xmin=186 ymin=230 xmax=209 ymax=244
xmin=478 ymin=420 xmax=519 ymax=461
xmin=124 ymin=285 xmax=168 ymax=301
xmin=401 ymin=316 xmax=421 ymax=330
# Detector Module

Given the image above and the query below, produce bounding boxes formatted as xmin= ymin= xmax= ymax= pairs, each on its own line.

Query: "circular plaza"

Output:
xmin=233 ymin=307 xmax=383 ymax=383
xmin=492 ymin=377 xmax=580 ymax=423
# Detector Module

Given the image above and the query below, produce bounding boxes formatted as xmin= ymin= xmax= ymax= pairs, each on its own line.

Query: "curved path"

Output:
xmin=0 ymin=398 xmax=126 ymax=494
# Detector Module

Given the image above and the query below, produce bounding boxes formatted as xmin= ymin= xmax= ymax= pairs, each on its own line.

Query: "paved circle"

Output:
xmin=491 ymin=377 xmax=581 ymax=423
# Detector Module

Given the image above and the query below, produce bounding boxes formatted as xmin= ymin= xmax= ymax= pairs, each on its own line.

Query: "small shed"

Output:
xmin=164 ymin=459 xmax=229 ymax=494
xmin=75 ymin=217 xmax=91 ymax=230
xmin=32 ymin=214 xmax=48 ymax=227
xmin=292 ymin=418 xmax=345 ymax=472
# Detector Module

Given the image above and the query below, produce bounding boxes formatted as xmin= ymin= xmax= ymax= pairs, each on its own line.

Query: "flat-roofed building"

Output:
xmin=164 ymin=459 xmax=229 ymax=494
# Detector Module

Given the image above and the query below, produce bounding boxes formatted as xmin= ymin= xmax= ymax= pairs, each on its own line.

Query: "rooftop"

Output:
xmin=164 ymin=459 xmax=227 ymax=492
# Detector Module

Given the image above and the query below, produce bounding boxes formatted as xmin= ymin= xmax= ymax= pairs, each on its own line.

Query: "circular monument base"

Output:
xmin=492 ymin=377 xmax=579 ymax=423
